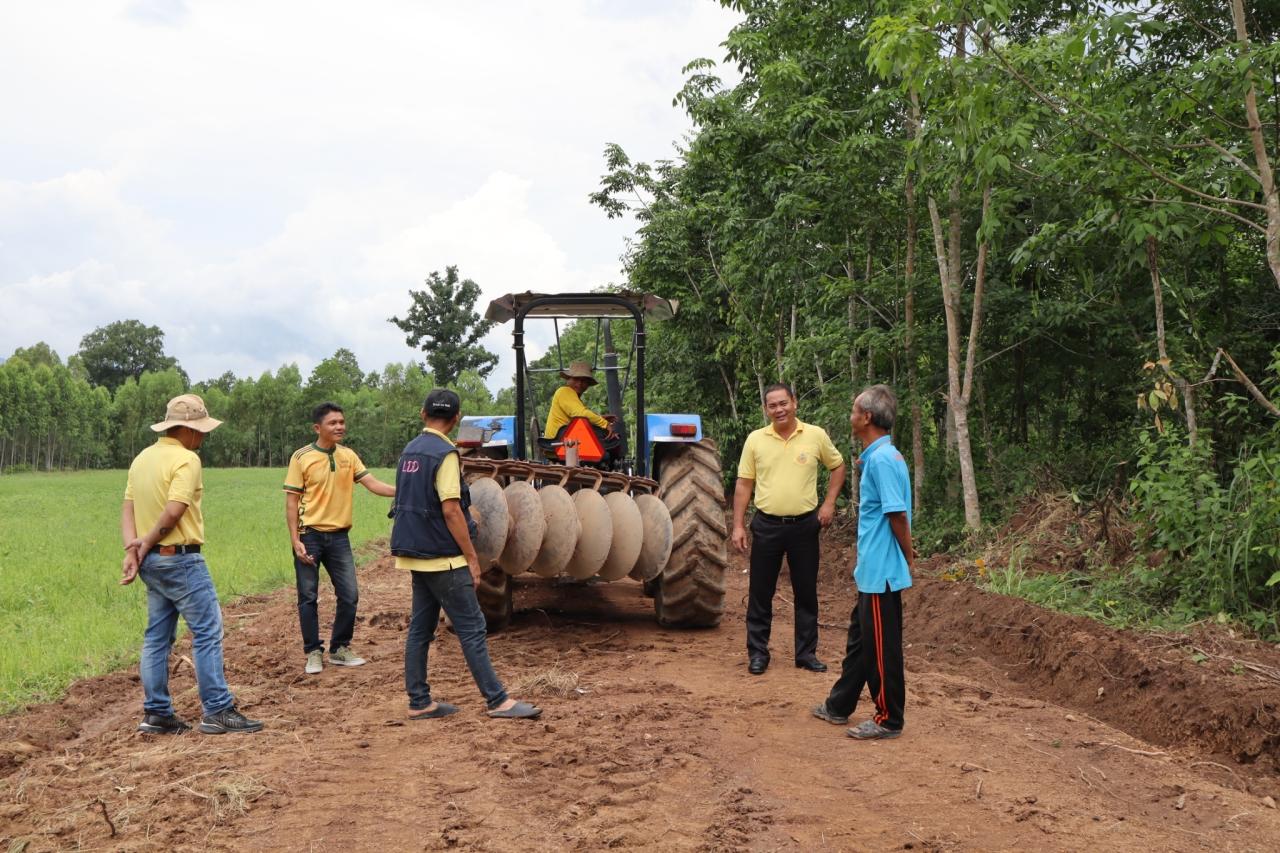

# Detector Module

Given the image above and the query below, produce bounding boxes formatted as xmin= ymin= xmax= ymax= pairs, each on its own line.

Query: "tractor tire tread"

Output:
xmin=656 ymin=439 xmax=728 ymax=628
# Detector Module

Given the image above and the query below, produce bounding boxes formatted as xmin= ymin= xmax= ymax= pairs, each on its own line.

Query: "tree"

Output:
xmin=306 ymin=347 xmax=364 ymax=401
xmin=10 ymin=342 xmax=61 ymax=368
xmin=389 ymin=266 xmax=497 ymax=385
xmin=78 ymin=320 xmax=182 ymax=392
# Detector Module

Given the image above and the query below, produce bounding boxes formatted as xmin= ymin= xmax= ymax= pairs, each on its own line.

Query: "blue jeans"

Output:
xmin=138 ymin=553 xmax=235 ymax=718
xmin=405 ymin=568 xmax=508 ymax=710
xmin=294 ymin=529 xmax=359 ymax=654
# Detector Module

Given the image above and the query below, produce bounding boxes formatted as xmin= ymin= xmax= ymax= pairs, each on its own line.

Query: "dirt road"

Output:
xmin=4 ymin=525 xmax=1280 ymax=851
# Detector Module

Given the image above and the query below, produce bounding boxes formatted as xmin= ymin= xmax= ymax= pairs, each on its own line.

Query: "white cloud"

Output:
xmin=0 ymin=0 xmax=740 ymax=391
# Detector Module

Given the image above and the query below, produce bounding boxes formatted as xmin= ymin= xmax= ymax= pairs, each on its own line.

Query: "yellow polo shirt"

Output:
xmin=396 ymin=428 xmax=469 ymax=573
xmin=124 ymin=437 xmax=206 ymax=546
xmin=544 ymin=385 xmax=608 ymax=438
xmin=283 ymin=443 xmax=369 ymax=532
xmin=737 ymin=420 xmax=844 ymax=516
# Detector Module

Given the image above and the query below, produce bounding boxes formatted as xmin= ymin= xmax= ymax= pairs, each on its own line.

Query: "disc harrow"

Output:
xmin=461 ymin=457 xmax=669 ymax=588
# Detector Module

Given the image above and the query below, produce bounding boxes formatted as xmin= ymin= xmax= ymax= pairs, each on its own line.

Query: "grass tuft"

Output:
xmin=513 ymin=665 xmax=581 ymax=699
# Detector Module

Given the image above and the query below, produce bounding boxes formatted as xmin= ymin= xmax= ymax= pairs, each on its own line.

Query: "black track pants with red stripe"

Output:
xmin=825 ymin=588 xmax=905 ymax=731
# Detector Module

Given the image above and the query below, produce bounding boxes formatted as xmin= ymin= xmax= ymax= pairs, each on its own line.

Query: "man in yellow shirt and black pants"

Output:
xmin=732 ymin=383 xmax=846 ymax=675
xmin=284 ymin=402 xmax=395 ymax=675
xmin=120 ymin=394 xmax=262 ymax=735
xmin=391 ymin=389 xmax=541 ymax=720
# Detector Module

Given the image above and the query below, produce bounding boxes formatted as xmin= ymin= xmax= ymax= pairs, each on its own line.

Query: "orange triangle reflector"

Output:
xmin=557 ymin=417 xmax=605 ymax=462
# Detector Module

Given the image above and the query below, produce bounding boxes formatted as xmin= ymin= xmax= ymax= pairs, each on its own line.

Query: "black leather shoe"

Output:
xmin=795 ymin=657 xmax=828 ymax=672
xmin=748 ymin=656 xmax=769 ymax=675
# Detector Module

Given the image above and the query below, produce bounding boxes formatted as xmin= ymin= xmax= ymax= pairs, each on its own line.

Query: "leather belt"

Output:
xmin=754 ymin=509 xmax=816 ymax=524
xmin=155 ymin=544 xmax=201 ymax=555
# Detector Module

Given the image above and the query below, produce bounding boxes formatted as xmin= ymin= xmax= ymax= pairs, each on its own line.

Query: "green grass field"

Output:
xmin=0 ymin=468 xmax=396 ymax=714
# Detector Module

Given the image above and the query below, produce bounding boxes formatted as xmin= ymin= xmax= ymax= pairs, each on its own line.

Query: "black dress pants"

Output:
xmin=825 ymin=587 xmax=906 ymax=731
xmin=745 ymin=512 xmax=820 ymax=661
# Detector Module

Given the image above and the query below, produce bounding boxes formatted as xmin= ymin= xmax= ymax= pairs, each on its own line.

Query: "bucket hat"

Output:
xmin=559 ymin=361 xmax=598 ymax=387
xmin=150 ymin=394 xmax=223 ymax=433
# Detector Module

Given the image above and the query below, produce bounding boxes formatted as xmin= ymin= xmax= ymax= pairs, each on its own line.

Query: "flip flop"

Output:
xmin=408 ymin=701 xmax=458 ymax=720
xmin=486 ymin=701 xmax=542 ymax=719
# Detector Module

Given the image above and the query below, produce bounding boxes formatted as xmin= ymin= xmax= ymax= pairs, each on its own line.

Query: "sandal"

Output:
xmin=486 ymin=700 xmax=542 ymax=719
xmin=408 ymin=701 xmax=459 ymax=720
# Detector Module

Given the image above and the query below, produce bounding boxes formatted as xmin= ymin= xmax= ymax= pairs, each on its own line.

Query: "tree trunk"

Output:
xmin=1230 ymin=0 xmax=1280 ymax=289
xmin=774 ymin=311 xmax=785 ymax=381
xmin=847 ymin=292 xmax=858 ymax=385
xmin=1146 ymin=236 xmax=1197 ymax=444
xmin=926 ymin=180 xmax=987 ymax=530
xmin=864 ymin=242 xmax=875 ymax=381
xmin=718 ymin=363 xmax=740 ymax=420
xmin=906 ymin=95 xmax=925 ymax=514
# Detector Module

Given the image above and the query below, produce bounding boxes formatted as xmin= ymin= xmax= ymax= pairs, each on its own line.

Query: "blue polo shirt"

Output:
xmin=854 ymin=435 xmax=912 ymax=593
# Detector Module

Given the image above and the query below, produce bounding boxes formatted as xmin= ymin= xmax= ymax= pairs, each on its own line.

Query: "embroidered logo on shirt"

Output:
xmin=795 ymin=451 xmax=810 ymax=465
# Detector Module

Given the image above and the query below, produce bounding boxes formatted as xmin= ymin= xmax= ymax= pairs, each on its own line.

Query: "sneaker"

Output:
xmin=811 ymin=703 xmax=849 ymax=726
xmin=846 ymin=719 xmax=902 ymax=740
xmin=328 ymin=646 xmax=366 ymax=667
xmin=199 ymin=706 xmax=264 ymax=734
xmin=305 ymin=649 xmax=324 ymax=674
xmin=137 ymin=713 xmax=191 ymax=735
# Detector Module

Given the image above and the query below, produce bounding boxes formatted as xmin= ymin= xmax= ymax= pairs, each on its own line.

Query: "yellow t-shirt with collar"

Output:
xmin=737 ymin=420 xmax=844 ymax=516
xmin=543 ymin=385 xmax=608 ymax=438
xmin=124 ymin=436 xmax=206 ymax=545
xmin=283 ymin=443 xmax=369 ymax=532
xmin=396 ymin=428 xmax=469 ymax=573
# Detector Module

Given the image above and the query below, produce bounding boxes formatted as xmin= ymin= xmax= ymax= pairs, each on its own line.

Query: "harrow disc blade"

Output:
xmin=598 ymin=492 xmax=643 ymax=581
xmin=631 ymin=493 xmax=673 ymax=582
xmin=530 ymin=484 xmax=579 ymax=578
xmin=498 ymin=481 xmax=546 ymax=575
xmin=468 ymin=478 xmax=509 ymax=568
xmin=565 ymin=489 xmax=612 ymax=580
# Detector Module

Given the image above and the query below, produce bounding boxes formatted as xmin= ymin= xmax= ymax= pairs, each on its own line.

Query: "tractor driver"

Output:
xmin=543 ymin=361 xmax=622 ymax=466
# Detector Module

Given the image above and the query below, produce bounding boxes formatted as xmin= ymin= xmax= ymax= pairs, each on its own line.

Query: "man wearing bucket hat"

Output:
xmin=542 ymin=360 xmax=621 ymax=465
xmin=119 ymin=394 xmax=263 ymax=735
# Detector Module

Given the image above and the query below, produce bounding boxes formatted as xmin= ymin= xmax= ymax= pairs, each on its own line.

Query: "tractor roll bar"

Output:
xmin=511 ymin=294 xmax=647 ymax=476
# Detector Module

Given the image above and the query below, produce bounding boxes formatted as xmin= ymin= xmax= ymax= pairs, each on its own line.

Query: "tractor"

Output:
xmin=454 ymin=291 xmax=728 ymax=630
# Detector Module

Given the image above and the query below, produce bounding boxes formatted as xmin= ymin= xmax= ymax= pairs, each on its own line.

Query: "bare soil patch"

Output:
xmin=3 ymin=524 xmax=1280 ymax=851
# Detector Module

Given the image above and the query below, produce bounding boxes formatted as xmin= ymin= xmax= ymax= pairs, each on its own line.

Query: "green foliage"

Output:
xmin=979 ymin=562 xmax=1197 ymax=635
xmin=0 ymin=468 xmax=394 ymax=712
xmin=1129 ymin=425 xmax=1280 ymax=625
xmin=307 ymin=347 xmax=365 ymax=401
xmin=1 ymin=335 xmax=510 ymax=471
xmin=77 ymin=319 xmax=182 ymax=392
xmin=389 ymin=265 xmax=497 ymax=385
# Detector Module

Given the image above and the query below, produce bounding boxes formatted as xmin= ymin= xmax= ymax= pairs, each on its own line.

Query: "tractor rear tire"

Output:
xmin=476 ymin=567 xmax=513 ymax=633
xmin=655 ymin=439 xmax=727 ymax=627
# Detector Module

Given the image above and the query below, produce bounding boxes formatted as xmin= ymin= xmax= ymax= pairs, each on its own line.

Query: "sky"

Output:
xmin=0 ymin=0 xmax=740 ymax=390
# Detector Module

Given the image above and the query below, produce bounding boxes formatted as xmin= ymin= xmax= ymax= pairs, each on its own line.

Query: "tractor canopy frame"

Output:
xmin=485 ymin=292 xmax=678 ymax=478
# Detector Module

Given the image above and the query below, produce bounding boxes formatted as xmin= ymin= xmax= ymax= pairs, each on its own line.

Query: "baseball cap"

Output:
xmin=423 ymin=388 xmax=461 ymax=418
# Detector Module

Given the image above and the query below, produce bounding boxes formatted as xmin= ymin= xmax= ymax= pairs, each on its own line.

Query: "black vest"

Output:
xmin=389 ymin=431 xmax=477 ymax=559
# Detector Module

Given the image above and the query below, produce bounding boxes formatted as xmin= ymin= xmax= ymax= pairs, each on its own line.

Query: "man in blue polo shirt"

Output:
xmin=812 ymin=384 xmax=914 ymax=740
